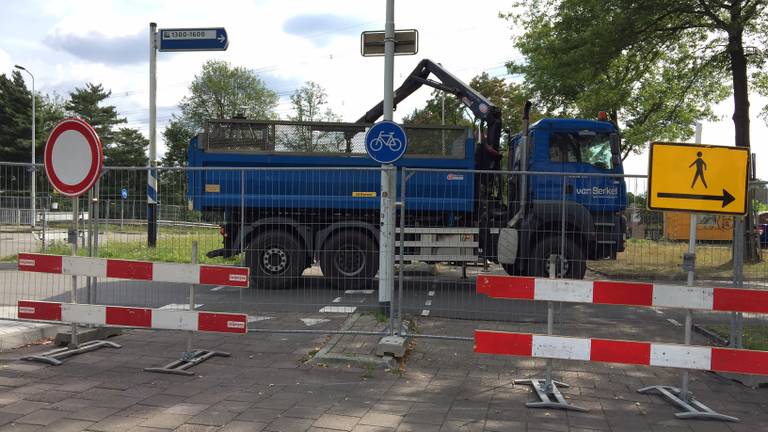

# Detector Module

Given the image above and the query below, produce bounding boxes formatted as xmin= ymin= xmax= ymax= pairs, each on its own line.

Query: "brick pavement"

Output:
xmin=0 ymin=316 xmax=765 ymax=431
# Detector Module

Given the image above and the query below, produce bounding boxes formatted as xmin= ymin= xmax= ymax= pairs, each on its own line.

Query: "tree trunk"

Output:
xmin=727 ymin=9 xmax=761 ymax=264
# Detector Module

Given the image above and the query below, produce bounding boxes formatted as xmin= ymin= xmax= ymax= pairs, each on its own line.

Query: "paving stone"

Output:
xmin=65 ymin=407 xmax=120 ymax=422
xmin=50 ymin=399 xmax=93 ymax=412
xmin=115 ymin=404 xmax=165 ymax=419
xmin=0 ymin=402 xmax=50 ymax=416
xmin=38 ymin=419 xmax=93 ymax=432
xmin=267 ymin=416 xmax=314 ymax=432
xmin=139 ymin=413 xmax=192 ymax=429
xmin=14 ymin=410 xmax=66 ymax=427
xmin=165 ymin=404 xmax=211 ymax=416
xmin=84 ymin=415 xmax=144 ymax=432
xmin=236 ymin=408 xmax=284 ymax=423
xmin=438 ymin=419 xmax=485 ymax=432
xmin=23 ymin=391 xmax=75 ymax=404
xmin=173 ymin=424 xmax=219 ymax=432
xmin=0 ymin=412 xmax=23 ymax=427
xmin=188 ymin=407 xmax=239 ymax=426
xmin=283 ymin=406 xmax=328 ymax=420
xmin=352 ymin=426 xmax=394 ymax=432
xmin=313 ymin=414 xmax=360 ymax=431
xmin=397 ymin=423 xmax=440 ymax=432
xmin=359 ymin=412 xmax=402 ymax=428
xmin=0 ymin=423 xmax=42 ymax=431
xmin=140 ymin=394 xmax=188 ymax=408
xmin=218 ymin=420 xmax=267 ymax=432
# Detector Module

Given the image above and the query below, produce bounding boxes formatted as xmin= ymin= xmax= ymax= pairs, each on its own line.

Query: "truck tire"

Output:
xmin=531 ymin=236 xmax=586 ymax=279
xmin=246 ymin=231 xmax=303 ymax=289
xmin=320 ymin=231 xmax=378 ymax=290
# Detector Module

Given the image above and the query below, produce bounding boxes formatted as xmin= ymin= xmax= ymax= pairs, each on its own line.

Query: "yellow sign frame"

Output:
xmin=647 ymin=142 xmax=749 ymax=216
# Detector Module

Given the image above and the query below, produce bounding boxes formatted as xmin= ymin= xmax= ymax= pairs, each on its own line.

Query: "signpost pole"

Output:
xmin=148 ymin=22 xmax=158 ymax=247
xmin=69 ymin=197 xmax=79 ymax=349
xmin=378 ymin=0 xmax=395 ymax=312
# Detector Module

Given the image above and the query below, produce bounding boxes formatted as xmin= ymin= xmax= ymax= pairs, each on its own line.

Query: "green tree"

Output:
xmin=179 ymin=60 xmax=279 ymax=130
xmin=504 ymin=0 xmax=766 ymax=262
xmin=106 ymin=128 xmax=148 ymax=166
xmin=402 ymin=88 xmax=469 ymax=126
xmin=35 ymin=93 xmax=66 ymax=155
xmin=160 ymin=118 xmax=195 ymax=206
xmin=283 ymin=81 xmax=343 ymax=152
xmin=503 ymin=1 xmax=731 ymax=158
xmin=0 ymin=70 xmax=33 ymax=163
xmin=65 ymin=83 xmax=126 ymax=145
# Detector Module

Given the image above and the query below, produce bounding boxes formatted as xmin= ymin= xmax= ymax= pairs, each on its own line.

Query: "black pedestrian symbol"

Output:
xmin=689 ymin=151 xmax=707 ymax=189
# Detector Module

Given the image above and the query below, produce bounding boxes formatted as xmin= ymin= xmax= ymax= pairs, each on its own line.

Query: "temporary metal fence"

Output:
xmin=1 ymin=162 xmax=766 ymax=360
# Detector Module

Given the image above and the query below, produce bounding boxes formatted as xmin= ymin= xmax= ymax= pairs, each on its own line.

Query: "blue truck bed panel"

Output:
xmin=187 ymin=135 xmax=476 ymax=214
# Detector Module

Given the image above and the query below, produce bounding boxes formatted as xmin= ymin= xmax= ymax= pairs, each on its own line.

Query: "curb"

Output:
xmin=310 ymin=313 xmax=398 ymax=370
xmin=0 ymin=321 xmax=67 ymax=352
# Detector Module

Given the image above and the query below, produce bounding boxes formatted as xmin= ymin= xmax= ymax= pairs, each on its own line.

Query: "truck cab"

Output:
xmin=500 ymin=117 xmax=627 ymax=278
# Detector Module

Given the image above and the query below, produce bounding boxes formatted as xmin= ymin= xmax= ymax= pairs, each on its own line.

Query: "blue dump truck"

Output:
xmin=187 ymin=59 xmax=626 ymax=289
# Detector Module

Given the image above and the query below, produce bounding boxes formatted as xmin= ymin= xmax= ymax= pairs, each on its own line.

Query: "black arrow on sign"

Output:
xmin=657 ymin=189 xmax=735 ymax=208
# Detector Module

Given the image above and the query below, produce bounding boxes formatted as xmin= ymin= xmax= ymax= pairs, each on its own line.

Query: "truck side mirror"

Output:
xmin=610 ymin=134 xmax=621 ymax=166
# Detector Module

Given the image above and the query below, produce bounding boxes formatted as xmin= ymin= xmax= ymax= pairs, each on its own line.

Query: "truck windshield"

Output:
xmin=549 ymin=132 xmax=615 ymax=170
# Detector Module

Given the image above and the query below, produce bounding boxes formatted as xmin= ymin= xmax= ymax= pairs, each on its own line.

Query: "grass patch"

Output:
xmin=589 ymin=239 xmax=767 ymax=281
xmin=24 ymin=227 xmax=235 ymax=265
xmin=705 ymin=324 xmax=768 ymax=351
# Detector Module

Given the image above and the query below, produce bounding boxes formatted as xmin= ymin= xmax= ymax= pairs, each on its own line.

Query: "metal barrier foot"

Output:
xmin=638 ymin=385 xmax=739 ymax=422
xmin=21 ymin=340 xmax=121 ymax=366
xmin=144 ymin=350 xmax=230 ymax=376
xmin=515 ymin=379 xmax=588 ymax=412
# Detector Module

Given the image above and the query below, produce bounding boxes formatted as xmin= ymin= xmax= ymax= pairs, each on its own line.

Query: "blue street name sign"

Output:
xmin=364 ymin=120 xmax=408 ymax=164
xmin=158 ymin=27 xmax=228 ymax=52
xmin=121 ymin=188 xmax=128 ymax=200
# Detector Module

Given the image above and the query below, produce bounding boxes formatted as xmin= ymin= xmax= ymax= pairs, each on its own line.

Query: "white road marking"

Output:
xmin=667 ymin=318 xmax=683 ymax=327
xmin=211 ymin=286 xmax=225 ymax=292
xmin=421 ymin=309 xmax=430 ymax=316
xmin=332 ymin=297 xmax=342 ymax=303
xmin=248 ymin=315 xmax=273 ymax=322
xmin=301 ymin=318 xmax=330 ymax=327
xmin=344 ymin=290 xmax=374 ymax=295
xmin=428 ymin=290 xmax=435 ymax=297
xmin=159 ymin=304 xmax=203 ymax=310
xmin=319 ymin=306 xmax=357 ymax=313
xmin=424 ymin=300 xmax=432 ymax=306
xmin=654 ymin=309 xmax=664 ymax=315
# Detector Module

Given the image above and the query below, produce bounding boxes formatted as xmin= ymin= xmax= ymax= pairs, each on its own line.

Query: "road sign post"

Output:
xmin=148 ymin=23 xmax=229 ymax=247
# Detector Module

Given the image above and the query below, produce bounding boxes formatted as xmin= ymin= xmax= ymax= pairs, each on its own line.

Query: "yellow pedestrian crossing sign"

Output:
xmin=648 ymin=142 xmax=749 ymax=215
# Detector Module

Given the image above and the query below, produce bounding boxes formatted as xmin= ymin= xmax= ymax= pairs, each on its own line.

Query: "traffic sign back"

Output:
xmin=647 ymin=142 xmax=749 ymax=215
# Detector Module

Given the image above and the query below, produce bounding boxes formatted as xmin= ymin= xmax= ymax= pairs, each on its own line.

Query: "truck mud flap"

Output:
xmin=497 ymin=228 xmax=518 ymax=264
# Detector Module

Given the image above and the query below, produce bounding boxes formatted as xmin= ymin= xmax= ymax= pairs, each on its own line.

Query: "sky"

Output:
xmin=1 ymin=0 xmax=766 ymax=178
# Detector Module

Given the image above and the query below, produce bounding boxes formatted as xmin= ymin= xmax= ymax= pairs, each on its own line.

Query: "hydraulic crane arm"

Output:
xmin=356 ymin=59 xmax=502 ymax=151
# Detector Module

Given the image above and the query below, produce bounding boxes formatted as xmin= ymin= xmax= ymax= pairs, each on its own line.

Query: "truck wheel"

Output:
xmin=246 ymin=231 xmax=303 ymax=289
xmin=320 ymin=231 xmax=378 ymax=290
xmin=532 ymin=236 xmax=586 ymax=279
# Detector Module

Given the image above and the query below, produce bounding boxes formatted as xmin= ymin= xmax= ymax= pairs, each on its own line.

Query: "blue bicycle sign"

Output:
xmin=365 ymin=120 xmax=408 ymax=164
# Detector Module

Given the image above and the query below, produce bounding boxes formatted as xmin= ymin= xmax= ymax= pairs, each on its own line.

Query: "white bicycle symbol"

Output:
xmin=370 ymin=131 xmax=403 ymax=152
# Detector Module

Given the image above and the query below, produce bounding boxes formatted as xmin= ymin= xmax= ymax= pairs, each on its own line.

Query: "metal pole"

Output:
xmin=545 ymin=256 xmax=556 ymax=393
xmin=30 ymin=73 xmax=35 ymax=229
xmin=680 ymin=123 xmax=702 ymax=402
xmin=70 ymin=197 xmax=79 ymax=348
xmin=378 ymin=0 xmax=396 ymax=311
xmin=187 ymin=241 xmax=198 ymax=356
xmin=397 ymin=169 xmax=407 ymax=334
xmin=148 ymin=22 xmax=158 ymax=247
xmin=92 ymin=181 xmax=99 ymax=304
xmin=239 ymin=171 xmax=245 ymax=312
xmin=14 ymin=65 xmax=35 ymax=228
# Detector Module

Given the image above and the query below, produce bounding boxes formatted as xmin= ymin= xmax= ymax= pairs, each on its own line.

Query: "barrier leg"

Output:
xmin=23 ymin=197 xmax=121 ymax=366
xmin=514 ymin=256 xmax=586 ymax=412
xmin=144 ymin=241 xmax=230 ymax=375
xmin=638 ymin=310 xmax=738 ymax=422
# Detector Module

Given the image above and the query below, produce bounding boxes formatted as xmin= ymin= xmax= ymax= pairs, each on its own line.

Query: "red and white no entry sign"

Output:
xmin=44 ymin=118 xmax=103 ymax=197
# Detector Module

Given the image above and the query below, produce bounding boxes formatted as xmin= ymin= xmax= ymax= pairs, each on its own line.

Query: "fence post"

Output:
xmin=732 ymin=217 xmax=745 ymax=349
xmin=396 ymin=168 xmax=407 ymax=336
xmin=69 ymin=196 xmax=79 ymax=349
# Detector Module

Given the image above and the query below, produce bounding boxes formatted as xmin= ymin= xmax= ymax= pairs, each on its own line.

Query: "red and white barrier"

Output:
xmin=475 ymin=330 xmax=768 ymax=376
xmin=18 ymin=253 xmax=249 ymax=287
xmin=477 ymin=275 xmax=768 ymax=314
xmin=18 ymin=300 xmax=247 ymax=334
